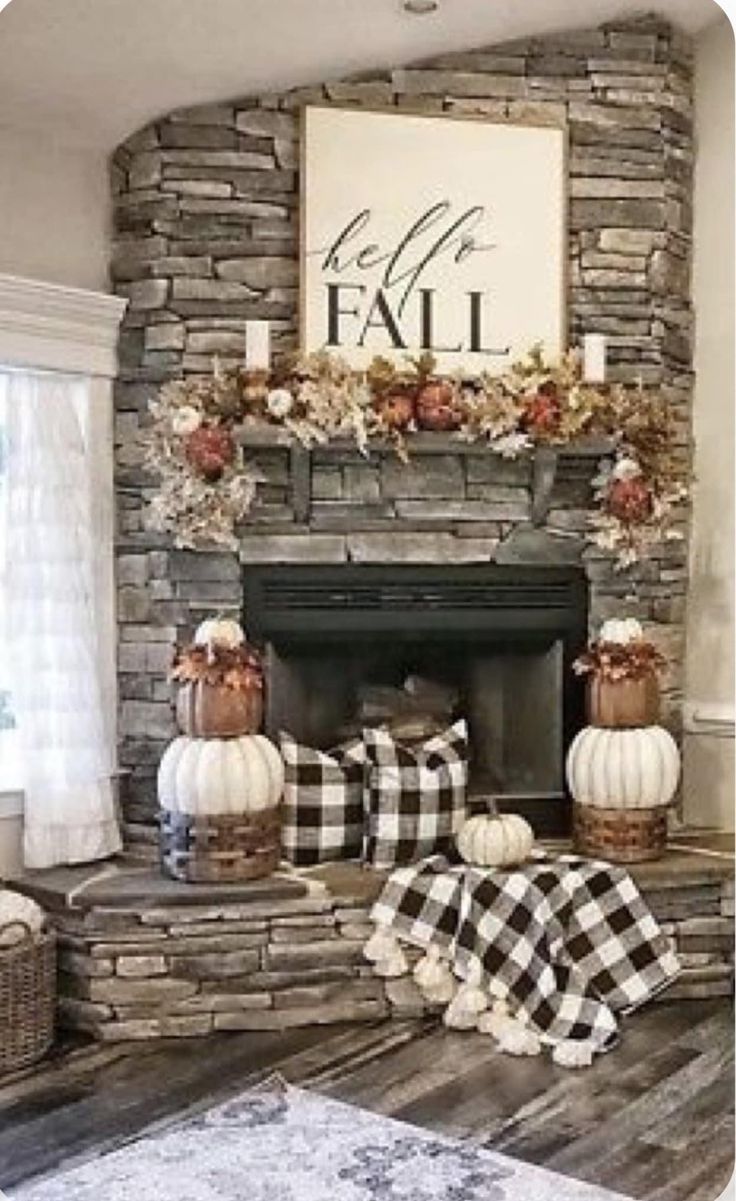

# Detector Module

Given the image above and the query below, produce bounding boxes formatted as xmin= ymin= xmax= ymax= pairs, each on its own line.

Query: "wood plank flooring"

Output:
xmin=0 ymin=1000 xmax=732 ymax=1201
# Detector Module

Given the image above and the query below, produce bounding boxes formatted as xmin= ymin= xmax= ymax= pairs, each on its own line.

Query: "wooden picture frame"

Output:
xmin=300 ymin=104 xmax=567 ymax=375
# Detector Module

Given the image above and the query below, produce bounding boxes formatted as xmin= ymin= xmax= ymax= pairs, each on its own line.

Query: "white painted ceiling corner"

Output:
xmin=0 ymin=0 xmax=726 ymax=156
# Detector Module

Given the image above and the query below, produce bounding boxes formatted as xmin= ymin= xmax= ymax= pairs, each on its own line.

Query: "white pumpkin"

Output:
xmin=456 ymin=813 xmax=534 ymax=868
xmin=193 ymin=617 xmax=245 ymax=652
xmin=599 ymin=618 xmax=644 ymax=645
xmin=157 ymin=734 xmax=284 ymax=816
xmin=566 ymin=726 xmax=680 ymax=810
xmin=0 ymin=890 xmax=45 ymax=945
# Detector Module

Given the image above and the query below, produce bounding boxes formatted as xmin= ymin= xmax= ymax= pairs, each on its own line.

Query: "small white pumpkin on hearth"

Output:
xmin=456 ymin=813 xmax=534 ymax=869
xmin=157 ymin=734 xmax=284 ymax=816
xmin=193 ymin=616 xmax=245 ymax=653
xmin=598 ymin=617 xmax=644 ymax=645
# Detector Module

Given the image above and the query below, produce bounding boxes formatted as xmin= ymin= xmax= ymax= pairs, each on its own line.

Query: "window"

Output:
xmin=0 ymin=377 xmax=22 ymax=790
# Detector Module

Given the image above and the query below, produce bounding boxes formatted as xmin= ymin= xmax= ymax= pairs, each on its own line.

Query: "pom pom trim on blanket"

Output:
xmin=363 ymin=852 xmax=680 ymax=1068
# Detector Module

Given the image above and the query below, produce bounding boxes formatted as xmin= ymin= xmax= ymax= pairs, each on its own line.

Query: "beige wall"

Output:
xmin=0 ymin=127 xmax=109 ymax=291
xmin=683 ymin=14 xmax=735 ymax=829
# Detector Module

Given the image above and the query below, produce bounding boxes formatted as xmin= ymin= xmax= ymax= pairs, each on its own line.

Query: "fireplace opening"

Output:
xmin=244 ymin=564 xmax=587 ymax=836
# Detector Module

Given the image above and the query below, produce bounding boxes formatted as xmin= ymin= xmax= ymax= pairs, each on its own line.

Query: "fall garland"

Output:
xmin=144 ymin=346 xmax=688 ymax=568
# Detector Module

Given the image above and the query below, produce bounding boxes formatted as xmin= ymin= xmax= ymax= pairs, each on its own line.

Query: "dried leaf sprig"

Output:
xmin=171 ymin=644 xmax=264 ymax=692
xmin=573 ymin=640 xmax=667 ymax=683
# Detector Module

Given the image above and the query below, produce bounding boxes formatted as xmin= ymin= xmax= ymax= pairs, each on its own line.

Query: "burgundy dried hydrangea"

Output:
xmin=573 ymin=640 xmax=667 ymax=683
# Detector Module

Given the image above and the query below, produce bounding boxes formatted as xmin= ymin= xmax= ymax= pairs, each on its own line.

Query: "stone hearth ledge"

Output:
xmin=13 ymin=839 xmax=734 ymax=1042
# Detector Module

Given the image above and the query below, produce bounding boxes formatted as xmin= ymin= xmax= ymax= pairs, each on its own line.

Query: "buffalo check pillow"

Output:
xmin=279 ymin=732 xmax=366 ymax=866
xmin=363 ymin=719 xmax=469 ymax=869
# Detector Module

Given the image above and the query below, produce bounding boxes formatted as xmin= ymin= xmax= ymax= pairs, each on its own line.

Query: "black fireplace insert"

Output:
xmin=243 ymin=563 xmax=588 ymax=835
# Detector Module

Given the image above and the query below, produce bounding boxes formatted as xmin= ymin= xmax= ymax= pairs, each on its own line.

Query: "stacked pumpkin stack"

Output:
xmin=566 ymin=618 xmax=680 ymax=863
xmin=157 ymin=617 xmax=284 ymax=883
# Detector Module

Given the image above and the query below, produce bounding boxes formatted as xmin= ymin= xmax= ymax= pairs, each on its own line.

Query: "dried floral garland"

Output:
xmin=144 ymin=345 xmax=687 ymax=567
xmin=171 ymin=644 xmax=263 ymax=692
xmin=573 ymin=640 xmax=667 ymax=683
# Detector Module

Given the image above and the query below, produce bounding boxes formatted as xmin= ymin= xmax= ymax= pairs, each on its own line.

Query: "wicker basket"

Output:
xmin=159 ymin=807 xmax=281 ymax=883
xmin=573 ymin=802 xmax=668 ymax=863
xmin=0 ymin=922 xmax=56 ymax=1074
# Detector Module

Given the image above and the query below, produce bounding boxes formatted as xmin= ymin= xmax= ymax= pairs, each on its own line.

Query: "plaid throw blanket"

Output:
xmin=371 ymin=853 xmax=681 ymax=1051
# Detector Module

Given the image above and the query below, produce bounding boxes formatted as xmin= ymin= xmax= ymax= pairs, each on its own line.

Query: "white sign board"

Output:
xmin=301 ymin=106 xmax=566 ymax=375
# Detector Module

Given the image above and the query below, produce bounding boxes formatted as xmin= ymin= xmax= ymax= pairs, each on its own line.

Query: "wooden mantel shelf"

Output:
xmin=237 ymin=424 xmax=615 ymax=459
xmin=235 ymin=427 xmax=615 ymax=528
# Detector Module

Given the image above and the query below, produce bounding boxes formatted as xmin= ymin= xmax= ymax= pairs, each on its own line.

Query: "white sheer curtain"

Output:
xmin=0 ymin=369 xmax=121 ymax=868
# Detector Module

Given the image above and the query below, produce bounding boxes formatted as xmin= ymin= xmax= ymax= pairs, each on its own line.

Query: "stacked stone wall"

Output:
xmin=111 ymin=16 xmax=694 ymax=852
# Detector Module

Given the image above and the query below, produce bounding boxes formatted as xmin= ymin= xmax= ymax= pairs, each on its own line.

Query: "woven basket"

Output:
xmin=573 ymin=802 xmax=668 ymax=863
xmin=159 ymin=807 xmax=281 ymax=883
xmin=0 ymin=922 xmax=56 ymax=1074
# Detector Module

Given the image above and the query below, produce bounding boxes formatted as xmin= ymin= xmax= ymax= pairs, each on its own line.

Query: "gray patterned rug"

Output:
xmin=8 ymin=1079 xmax=631 ymax=1201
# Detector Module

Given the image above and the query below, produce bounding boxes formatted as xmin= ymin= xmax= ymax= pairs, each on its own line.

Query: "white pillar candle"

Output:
xmin=245 ymin=320 xmax=270 ymax=371
xmin=583 ymin=333 xmax=607 ymax=383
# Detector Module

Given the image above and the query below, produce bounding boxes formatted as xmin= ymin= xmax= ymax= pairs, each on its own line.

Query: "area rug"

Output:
xmin=7 ymin=1078 xmax=632 ymax=1201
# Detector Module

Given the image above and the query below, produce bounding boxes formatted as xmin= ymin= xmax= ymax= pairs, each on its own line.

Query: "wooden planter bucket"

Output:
xmin=587 ymin=674 xmax=660 ymax=728
xmin=175 ymin=681 xmax=263 ymax=738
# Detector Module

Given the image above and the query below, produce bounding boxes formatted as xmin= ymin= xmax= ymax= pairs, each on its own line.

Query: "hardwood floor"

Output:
xmin=0 ymin=1000 xmax=732 ymax=1201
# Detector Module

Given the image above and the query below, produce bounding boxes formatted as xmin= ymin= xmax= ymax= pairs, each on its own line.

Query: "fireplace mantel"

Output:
xmin=111 ymin=19 xmax=692 ymax=858
xmin=235 ymin=428 xmax=615 ymax=530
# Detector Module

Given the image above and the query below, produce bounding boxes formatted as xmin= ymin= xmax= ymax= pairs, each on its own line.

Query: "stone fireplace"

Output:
xmin=111 ymin=15 xmax=693 ymax=858
xmin=245 ymin=562 xmax=588 ymax=835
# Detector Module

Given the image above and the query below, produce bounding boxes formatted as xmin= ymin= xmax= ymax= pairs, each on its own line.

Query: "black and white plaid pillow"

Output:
xmin=279 ymin=732 xmax=366 ymax=866
xmin=363 ymin=720 xmax=469 ymax=870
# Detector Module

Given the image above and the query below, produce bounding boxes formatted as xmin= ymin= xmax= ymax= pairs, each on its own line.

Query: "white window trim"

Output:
xmin=0 ymin=791 xmax=23 ymax=819
xmin=0 ymin=273 xmax=127 ymax=812
xmin=682 ymin=701 xmax=735 ymax=740
xmin=0 ymin=272 xmax=127 ymax=379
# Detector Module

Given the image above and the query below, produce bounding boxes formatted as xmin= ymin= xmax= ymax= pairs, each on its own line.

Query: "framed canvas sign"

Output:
xmin=301 ymin=106 xmax=566 ymax=375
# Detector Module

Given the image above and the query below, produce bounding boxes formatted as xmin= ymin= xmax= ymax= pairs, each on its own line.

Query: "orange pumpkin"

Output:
xmin=176 ymin=680 xmax=263 ymax=738
xmin=375 ymin=387 xmax=415 ymax=431
xmin=587 ymin=674 xmax=660 ymax=728
xmin=415 ymin=381 xmax=462 ymax=431
xmin=521 ymin=384 xmax=560 ymax=436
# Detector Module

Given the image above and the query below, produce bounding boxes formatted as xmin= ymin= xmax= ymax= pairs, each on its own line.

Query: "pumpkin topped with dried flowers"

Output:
xmin=171 ymin=618 xmax=264 ymax=738
xmin=574 ymin=626 xmax=666 ymax=729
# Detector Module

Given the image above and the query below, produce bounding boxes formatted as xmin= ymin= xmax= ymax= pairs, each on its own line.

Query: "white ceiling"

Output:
xmin=0 ymin=0 xmax=724 ymax=152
